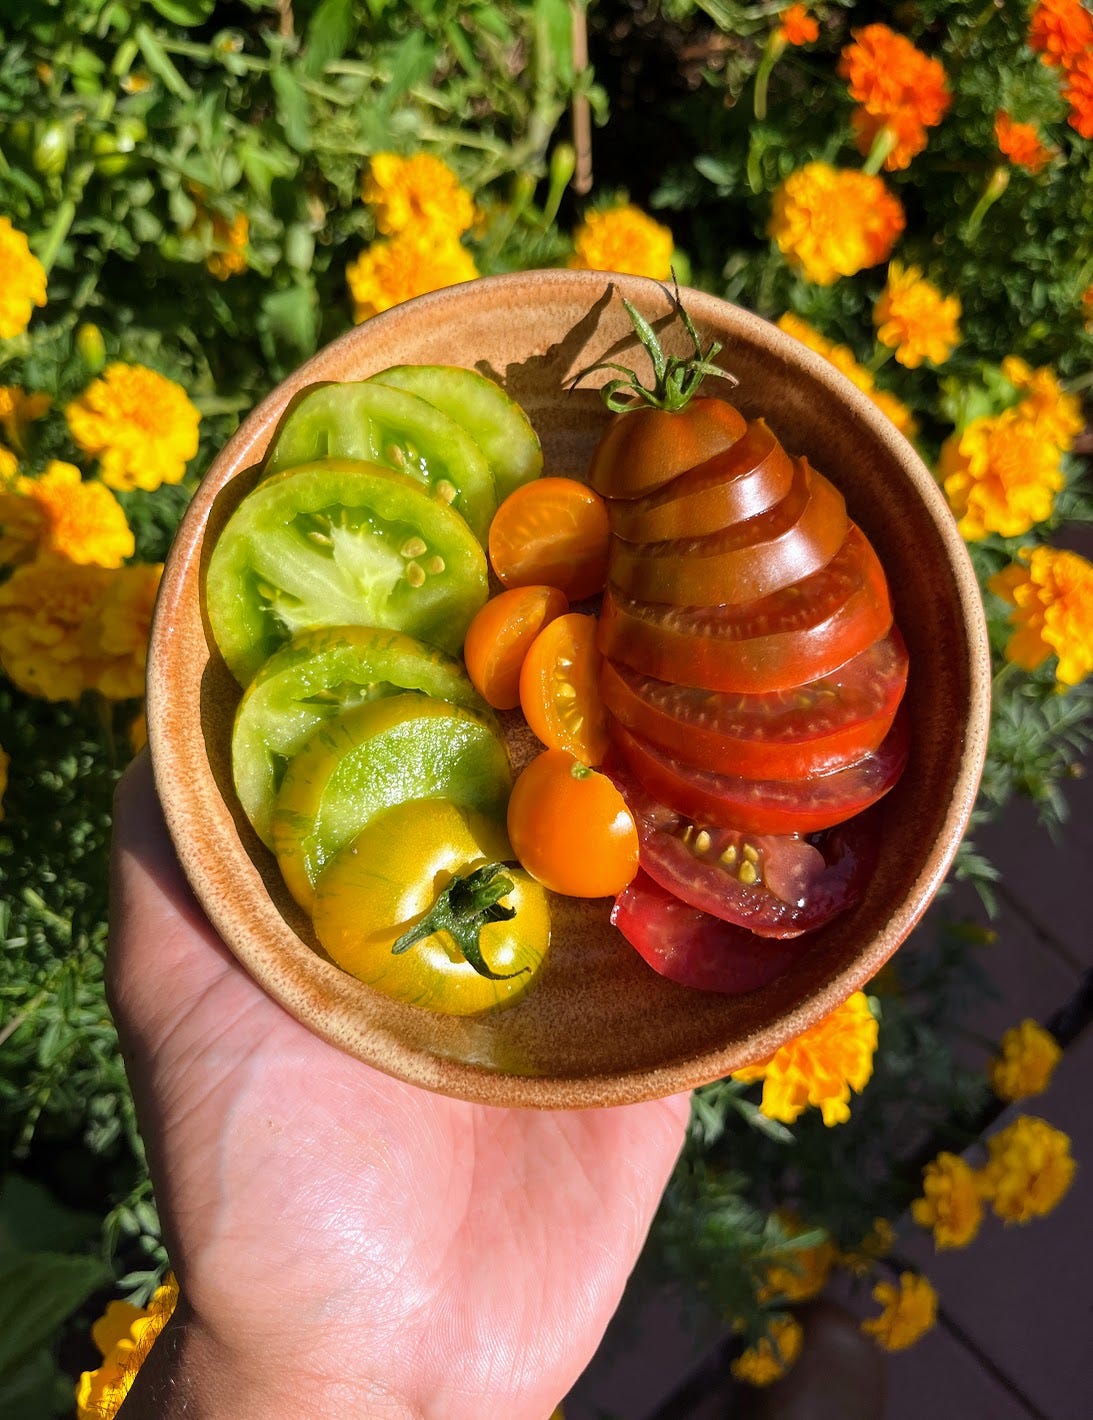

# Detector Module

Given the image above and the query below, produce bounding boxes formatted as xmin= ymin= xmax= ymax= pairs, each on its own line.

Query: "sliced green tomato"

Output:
xmin=233 ymin=626 xmax=488 ymax=848
xmin=271 ymin=692 xmax=512 ymax=909
xmin=369 ymin=364 xmax=543 ymax=502
xmin=313 ymin=799 xmax=549 ymax=1016
xmin=205 ymin=459 xmax=488 ymax=685
xmin=263 ymin=381 xmax=497 ymax=543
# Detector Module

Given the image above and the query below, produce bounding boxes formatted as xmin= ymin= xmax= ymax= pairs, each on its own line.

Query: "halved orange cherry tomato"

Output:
xmin=520 ymin=611 xmax=608 ymax=765
xmin=463 ymin=584 xmax=569 ymax=709
xmin=507 ymin=748 xmax=639 ymax=897
xmin=488 ymin=476 xmax=611 ymax=601
xmin=588 ymin=396 xmax=748 ymax=500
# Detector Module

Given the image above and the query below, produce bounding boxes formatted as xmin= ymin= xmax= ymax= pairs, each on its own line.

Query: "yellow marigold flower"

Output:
xmin=911 ymin=1151 xmax=984 ymax=1250
xmin=988 ymin=1019 xmax=1063 ymax=1101
xmin=995 ymin=111 xmax=1055 ymax=173
xmin=66 ymin=363 xmax=200 ymax=492
xmin=939 ymin=408 xmax=1064 ymax=540
xmin=83 ymin=562 xmax=163 ymax=700
xmin=873 ymin=261 xmax=961 ymax=369
xmin=776 ymin=313 xmax=918 ymax=440
xmin=989 ymin=546 xmax=1093 ymax=688
xmin=362 ymin=152 xmax=477 ymax=237
xmin=346 ymin=231 xmax=479 ymax=323
xmin=1001 ymin=355 xmax=1084 ymax=452
xmin=778 ymin=4 xmax=819 ymax=46
xmin=0 ymin=446 xmax=16 ymax=481
xmin=0 ymin=559 xmax=114 ymax=701
xmin=206 ymin=211 xmax=249 ymax=281
xmin=839 ymin=25 xmax=950 ymax=171
xmin=733 ymin=990 xmax=878 ymax=1126
xmin=76 ymin=1275 xmax=179 ymax=1420
xmin=0 ymin=385 xmax=51 ymax=451
xmin=758 ymin=1212 xmax=836 ymax=1302
xmin=861 ymin=1272 xmax=937 ymax=1351
xmin=0 ymin=742 xmax=8 ymax=821
xmin=8 ymin=462 xmax=134 ymax=567
xmin=569 ymin=203 xmax=675 ymax=281
xmin=731 ymin=1315 xmax=803 ymax=1387
xmin=1029 ymin=0 xmax=1093 ymax=67
xmin=769 ymin=163 xmax=905 ymax=285
xmin=0 ymin=217 xmax=47 ymax=340
xmin=979 ymin=1115 xmax=1075 ymax=1224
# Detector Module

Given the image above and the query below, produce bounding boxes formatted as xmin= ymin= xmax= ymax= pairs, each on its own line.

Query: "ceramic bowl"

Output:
xmin=147 ymin=269 xmax=991 ymax=1109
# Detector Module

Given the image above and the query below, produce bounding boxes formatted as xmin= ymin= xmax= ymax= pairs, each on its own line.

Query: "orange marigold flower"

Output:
xmin=1083 ymin=283 xmax=1093 ymax=331
xmin=0 ymin=217 xmax=47 ymax=340
xmin=873 ymin=261 xmax=961 ymax=368
xmin=76 ymin=1275 xmax=179 ymax=1420
xmin=939 ymin=408 xmax=1064 ymax=540
xmin=758 ymin=1212 xmax=836 ymax=1303
xmin=6 ymin=462 xmax=134 ymax=567
xmin=346 ymin=231 xmax=479 ymax=323
xmin=83 ymin=561 xmax=163 ymax=700
xmin=733 ymin=990 xmax=878 ymax=1126
xmin=861 ymin=1272 xmax=937 ymax=1351
xmin=777 ymin=313 xmax=918 ymax=439
xmin=778 ymin=4 xmax=819 ymax=46
xmin=1002 ymin=355 xmax=1084 ymax=451
xmin=66 ymin=363 xmax=200 ymax=492
xmin=988 ymin=1019 xmax=1063 ymax=1101
xmin=994 ymin=111 xmax=1055 ymax=173
xmin=363 ymin=152 xmax=477 ymax=238
xmin=911 ymin=1152 xmax=984 ymax=1250
xmin=1028 ymin=0 xmax=1093 ymax=67
xmin=839 ymin=24 xmax=950 ymax=170
xmin=569 ymin=203 xmax=675 ymax=280
xmin=978 ymin=1115 xmax=1075 ymax=1224
xmin=731 ymin=1316 xmax=803 ymax=1387
xmin=0 ymin=559 xmax=114 ymax=701
xmin=769 ymin=163 xmax=905 ymax=284
xmin=1062 ymin=47 xmax=1093 ymax=138
xmin=207 ymin=211 xmax=249 ymax=281
xmin=0 ymin=385 xmax=51 ymax=451
xmin=988 ymin=545 xmax=1093 ymax=687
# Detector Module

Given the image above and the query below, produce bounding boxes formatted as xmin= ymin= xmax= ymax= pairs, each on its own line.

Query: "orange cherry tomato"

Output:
xmin=463 ymin=584 xmax=569 ymax=709
xmin=519 ymin=611 xmax=609 ymax=765
xmin=488 ymin=476 xmax=611 ymax=601
xmin=507 ymin=749 xmax=639 ymax=897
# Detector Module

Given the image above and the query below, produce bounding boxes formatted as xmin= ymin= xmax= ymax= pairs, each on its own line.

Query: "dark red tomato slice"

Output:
xmin=605 ymin=755 xmax=878 ymax=938
xmin=608 ymin=419 xmax=794 ymax=542
xmin=607 ymin=460 xmax=847 ymax=606
xmin=599 ymin=627 xmax=908 ymax=779
xmin=598 ymin=523 xmax=893 ymax=694
xmin=588 ymin=397 xmax=748 ymax=500
xmin=612 ymin=870 xmax=809 ymax=993
xmin=610 ymin=709 xmax=909 ymax=836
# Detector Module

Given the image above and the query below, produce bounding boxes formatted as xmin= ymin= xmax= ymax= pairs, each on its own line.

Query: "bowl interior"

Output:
xmin=147 ymin=270 xmax=990 ymax=1108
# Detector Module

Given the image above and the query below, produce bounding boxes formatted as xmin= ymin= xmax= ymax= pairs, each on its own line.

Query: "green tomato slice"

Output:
xmin=313 ymin=799 xmax=549 ymax=1016
xmin=369 ymin=364 xmax=543 ymax=503
xmin=263 ymin=381 xmax=497 ymax=543
xmin=205 ymin=459 xmax=488 ymax=685
xmin=271 ymin=692 xmax=512 ymax=909
xmin=233 ymin=625 xmax=488 ymax=848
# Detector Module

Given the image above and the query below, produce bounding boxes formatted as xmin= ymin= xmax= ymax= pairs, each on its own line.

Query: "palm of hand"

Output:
xmin=111 ymin=758 xmax=689 ymax=1420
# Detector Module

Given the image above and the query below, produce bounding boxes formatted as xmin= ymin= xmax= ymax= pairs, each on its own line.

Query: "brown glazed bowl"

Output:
xmin=147 ymin=269 xmax=991 ymax=1109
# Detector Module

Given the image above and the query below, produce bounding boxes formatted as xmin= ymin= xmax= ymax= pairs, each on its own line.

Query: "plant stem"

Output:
xmin=964 ymin=165 xmax=1009 ymax=240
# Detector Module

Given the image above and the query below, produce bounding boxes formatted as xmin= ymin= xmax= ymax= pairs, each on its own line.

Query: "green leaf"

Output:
xmin=0 ymin=1346 xmax=73 ymax=1420
xmin=0 ymin=1252 xmax=112 ymax=1381
xmin=259 ymin=282 xmax=319 ymax=360
xmin=134 ymin=25 xmax=195 ymax=101
xmin=0 ymin=1176 xmax=98 ymax=1259
xmin=304 ymin=0 xmax=357 ymax=77
xmin=147 ymin=0 xmax=216 ymax=26
xmin=271 ymin=66 xmax=312 ymax=152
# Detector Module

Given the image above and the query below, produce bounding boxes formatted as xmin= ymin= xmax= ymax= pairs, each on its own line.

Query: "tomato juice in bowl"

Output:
xmin=147 ymin=270 xmax=991 ymax=1109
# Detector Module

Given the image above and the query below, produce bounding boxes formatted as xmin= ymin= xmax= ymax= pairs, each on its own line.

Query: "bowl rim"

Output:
xmin=147 ymin=269 xmax=992 ymax=1108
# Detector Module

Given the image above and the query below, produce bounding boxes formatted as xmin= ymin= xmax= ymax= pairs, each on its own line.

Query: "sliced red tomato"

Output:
xmin=599 ymin=627 xmax=908 ymax=779
xmin=607 ymin=418 xmax=794 ymax=542
xmin=588 ymin=397 xmax=748 ymax=500
xmin=604 ymin=755 xmax=878 ymax=938
xmin=608 ymin=459 xmax=846 ymax=607
xmin=611 ymin=870 xmax=809 ymax=993
xmin=598 ymin=524 xmax=893 ymax=694
xmin=610 ymin=709 xmax=909 ymax=836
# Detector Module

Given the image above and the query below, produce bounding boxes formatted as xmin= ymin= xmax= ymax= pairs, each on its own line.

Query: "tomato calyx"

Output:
xmin=573 ymin=283 xmax=737 ymax=414
xmin=391 ymin=860 xmax=527 ymax=980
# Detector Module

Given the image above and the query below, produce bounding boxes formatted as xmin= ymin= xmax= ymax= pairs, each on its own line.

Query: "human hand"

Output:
xmin=109 ymin=755 xmax=689 ymax=1419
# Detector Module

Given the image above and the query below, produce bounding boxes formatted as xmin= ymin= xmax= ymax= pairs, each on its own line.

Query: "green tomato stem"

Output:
xmin=391 ymin=861 xmax=526 ymax=981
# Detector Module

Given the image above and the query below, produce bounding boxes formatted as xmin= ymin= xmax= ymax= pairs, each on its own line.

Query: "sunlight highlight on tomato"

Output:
xmin=463 ymin=584 xmax=569 ymax=709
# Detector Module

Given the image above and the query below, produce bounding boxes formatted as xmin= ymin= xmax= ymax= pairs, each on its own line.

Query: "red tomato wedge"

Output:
xmin=588 ymin=397 xmax=748 ymax=500
xmin=610 ymin=709 xmax=910 ymax=836
xmin=598 ymin=524 xmax=893 ymax=694
xmin=612 ymin=870 xmax=810 ymax=993
xmin=607 ymin=460 xmax=847 ymax=606
xmin=605 ymin=755 xmax=879 ymax=938
xmin=607 ymin=418 xmax=795 ymax=542
xmin=599 ymin=627 xmax=908 ymax=779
